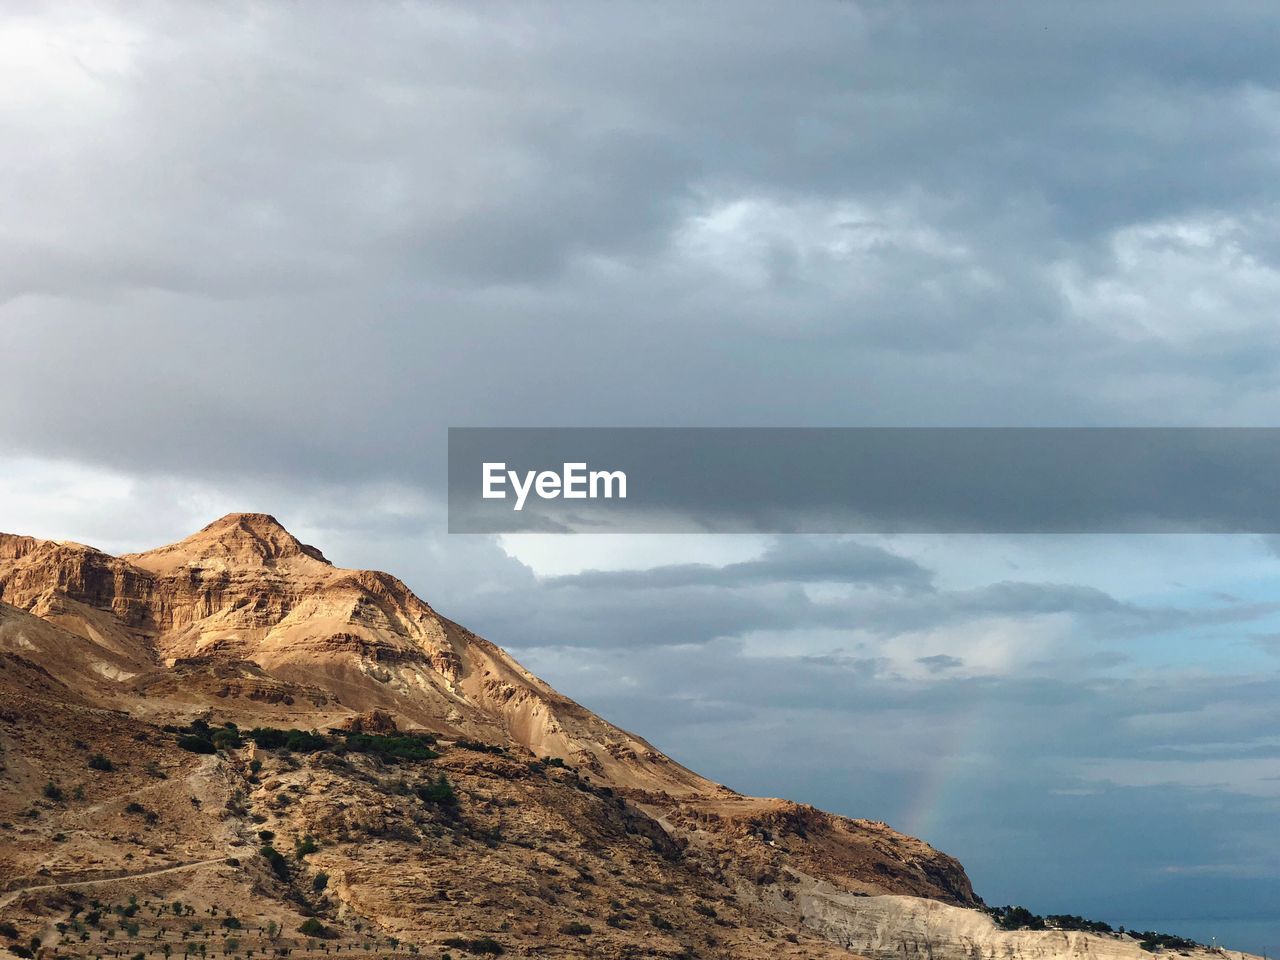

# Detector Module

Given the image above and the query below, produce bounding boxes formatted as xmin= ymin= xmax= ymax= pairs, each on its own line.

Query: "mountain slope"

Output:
xmin=0 ymin=514 xmax=1246 ymax=960
xmin=2 ymin=514 xmax=713 ymax=795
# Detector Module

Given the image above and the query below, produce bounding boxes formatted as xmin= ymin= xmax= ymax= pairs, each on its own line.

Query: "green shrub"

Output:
xmin=414 ymin=774 xmax=457 ymax=808
xmin=1045 ymin=914 xmax=1112 ymax=934
xmin=452 ymin=739 xmax=503 ymax=755
xmin=88 ymin=754 xmax=115 ymax=771
xmin=340 ymin=733 xmax=439 ymax=762
xmin=988 ymin=906 xmax=1046 ymax=931
xmin=177 ymin=736 xmax=215 ymax=755
xmin=1135 ymin=931 xmax=1201 ymax=951
xmin=212 ymin=730 xmax=242 ymax=751
xmin=558 ymin=922 xmax=591 ymax=936
xmin=312 ymin=873 xmax=329 ymax=892
xmin=294 ymin=835 xmax=319 ymax=859
xmin=0 ymin=921 xmax=19 ymax=938
xmin=296 ymin=919 xmax=329 ymax=938
xmin=649 ymin=913 xmax=674 ymax=931
xmin=247 ymin=728 xmax=328 ymax=752
xmin=247 ymin=728 xmax=289 ymax=749
xmin=441 ymin=937 xmax=503 ymax=956
xmin=43 ymin=781 xmax=64 ymax=801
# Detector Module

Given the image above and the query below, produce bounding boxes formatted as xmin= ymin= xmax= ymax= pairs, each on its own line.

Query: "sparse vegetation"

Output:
xmin=297 ymin=919 xmax=330 ymax=938
xmin=212 ymin=728 xmax=243 ymax=750
xmin=87 ymin=753 xmax=115 ymax=771
xmin=558 ymin=922 xmax=591 ymax=936
xmin=987 ymin=905 xmax=1198 ymax=950
xmin=294 ymin=834 xmax=319 ymax=859
xmin=339 ymin=732 xmax=439 ymax=762
xmin=441 ymin=937 xmax=503 ymax=956
xmin=1134 ymin=930 xmax=1201 ymax=952
xmin=260 ymin=844 xmax=290 ymax=883
xmin=988 ymin=905 xmax=1046 ymax=931
xmin=414 ymin=774 xmax=457 ymax=808
xmin=247 ymin=727 xmax=328 ymax=752
xmin=1046 ymin=913 xmax=1113 ymax=934
xmin=177 ymin=734 xmax=216 ymax=753
xmin=43 ymin=780 xmax=64 ymax=801
xmin=452 ymin=739 xmax=504 ymax=755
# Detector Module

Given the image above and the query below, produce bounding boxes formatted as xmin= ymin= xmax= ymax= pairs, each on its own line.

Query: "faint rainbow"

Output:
xmin=898 ymin=699 xmax=992 ymax=844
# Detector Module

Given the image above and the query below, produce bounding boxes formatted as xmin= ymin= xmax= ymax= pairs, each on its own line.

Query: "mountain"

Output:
xmin=0 ymin=515 xmax=1252 ymax=960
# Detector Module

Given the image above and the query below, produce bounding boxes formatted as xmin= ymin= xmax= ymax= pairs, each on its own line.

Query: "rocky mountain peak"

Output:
xmin=125 ymin=512 xmax=330 ymax=572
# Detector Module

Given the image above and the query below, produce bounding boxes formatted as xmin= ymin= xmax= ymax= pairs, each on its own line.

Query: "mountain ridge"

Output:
xmin=0 ymin=514 xmax=1246 ymax=960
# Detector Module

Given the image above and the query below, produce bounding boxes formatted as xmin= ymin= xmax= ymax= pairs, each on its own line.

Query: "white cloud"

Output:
xmin=1054 ymin=212 xmax=1280 ymax=344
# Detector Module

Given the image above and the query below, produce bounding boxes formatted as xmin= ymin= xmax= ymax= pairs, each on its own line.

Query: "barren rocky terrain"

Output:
xmin=0 ymin=515 xmax=1256 ymax=960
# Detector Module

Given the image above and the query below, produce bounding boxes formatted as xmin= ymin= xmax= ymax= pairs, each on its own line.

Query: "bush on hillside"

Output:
xmin=260 ymin=844 xmax=290 ymax=883
xmin=340 ymin=732 xmax=439 ymax=762
xmin=415 ymin=774 xmax=458 ymax=808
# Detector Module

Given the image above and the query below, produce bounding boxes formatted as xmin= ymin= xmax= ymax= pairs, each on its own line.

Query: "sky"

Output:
xmin=2 ymin=1 xmax=1280 ymax=952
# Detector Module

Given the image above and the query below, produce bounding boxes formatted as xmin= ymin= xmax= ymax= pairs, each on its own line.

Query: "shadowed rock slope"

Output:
xmin=0 ymin=515 xmax=1248 ymax=960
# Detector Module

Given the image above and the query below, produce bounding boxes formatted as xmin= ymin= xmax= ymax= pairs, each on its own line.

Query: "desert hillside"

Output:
xmin=0 ymin=515 xmax=1251 ymax=960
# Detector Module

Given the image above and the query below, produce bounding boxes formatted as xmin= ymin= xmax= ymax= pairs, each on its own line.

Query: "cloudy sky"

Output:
xmin=3 ymin=1 xmax=1280 ymax=952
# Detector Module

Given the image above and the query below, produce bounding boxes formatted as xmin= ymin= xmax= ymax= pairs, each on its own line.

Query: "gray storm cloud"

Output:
xmin=3 ymin=1 xmax=1280 ymax=952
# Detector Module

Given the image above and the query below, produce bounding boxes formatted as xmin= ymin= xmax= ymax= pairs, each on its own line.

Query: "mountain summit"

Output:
xmin=125 ymin=512 xmax=333 ymax=571
xmin=0 ymin=516 xmax=1248 ymax=960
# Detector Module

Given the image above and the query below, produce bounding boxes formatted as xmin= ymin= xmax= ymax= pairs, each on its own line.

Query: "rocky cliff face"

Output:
xmin=0 ymin=515 xmax=1242 ymax=960
xmin=0 ymin=514 xmax=710 ymax=796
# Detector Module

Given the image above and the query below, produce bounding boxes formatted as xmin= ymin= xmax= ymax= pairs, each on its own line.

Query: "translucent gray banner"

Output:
xmin=447 ymin=427 xmax=1280 ymax=533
